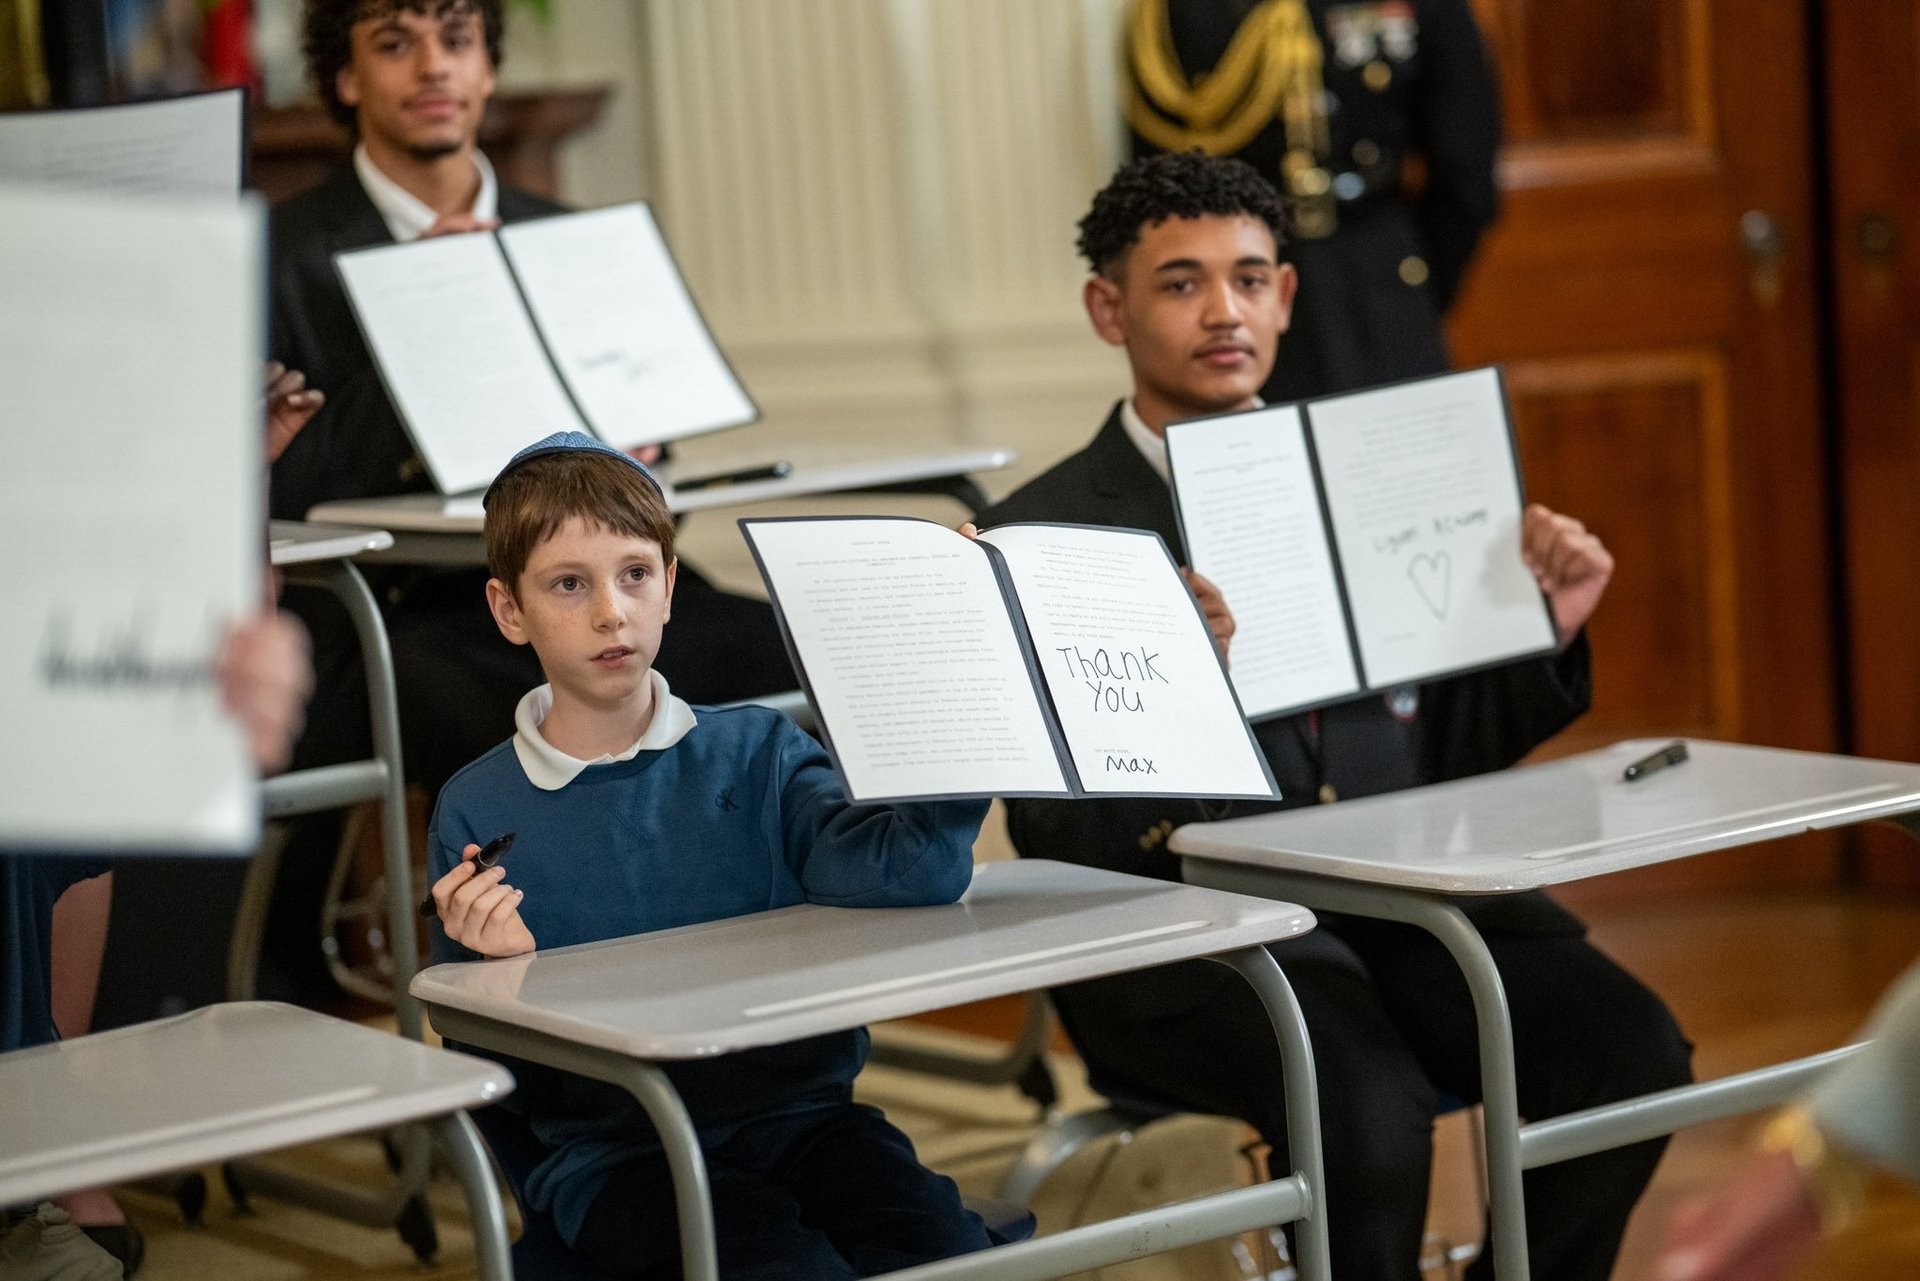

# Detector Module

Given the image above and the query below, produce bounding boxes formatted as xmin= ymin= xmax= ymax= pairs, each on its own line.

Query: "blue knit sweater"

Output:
xmin=428 ymin=702 xmax=986 ymax=1243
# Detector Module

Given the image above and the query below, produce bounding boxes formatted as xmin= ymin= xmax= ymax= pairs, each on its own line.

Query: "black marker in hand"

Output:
xmin=418 ymin=832 xmax=517 ymax=917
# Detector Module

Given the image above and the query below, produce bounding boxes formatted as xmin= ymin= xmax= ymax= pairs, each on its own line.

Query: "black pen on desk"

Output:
xmin=673 ymin=460 xmax=794 ymax=492
xmin=1622 ymin=741 xmax=1688 ymax=783
xmin=418 ymin=832 xmax=517 ymax=917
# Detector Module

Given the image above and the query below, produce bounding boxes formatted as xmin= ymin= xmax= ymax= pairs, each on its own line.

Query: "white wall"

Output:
xmin=499 ymin=0 xmax=1135 ymax=495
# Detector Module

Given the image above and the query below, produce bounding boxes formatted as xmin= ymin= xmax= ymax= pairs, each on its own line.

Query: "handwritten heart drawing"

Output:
xmin=1407 ymin=551 xmax=1452 ymax=621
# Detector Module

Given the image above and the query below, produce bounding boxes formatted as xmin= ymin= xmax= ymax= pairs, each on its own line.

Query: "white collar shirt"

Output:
xmin=511 ymin=671 xmax=697 ymax=791
xmin=353 ymin=142 xmax=499 ymax=244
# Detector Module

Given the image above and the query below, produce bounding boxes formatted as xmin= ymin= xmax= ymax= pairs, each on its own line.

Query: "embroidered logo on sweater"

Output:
xmin=716 ymin=787 xmax=739 ymax=812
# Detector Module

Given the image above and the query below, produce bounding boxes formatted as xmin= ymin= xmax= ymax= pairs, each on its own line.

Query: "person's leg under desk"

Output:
xmin=773 ymin=1101 xmax=993 ymax=1275
xmin=50 ymin=873 xmax=142 ymax=1273
xmin=1345 ymin=912 xmax=1695 ymax=1281
xmin=1051 ymin=930 xmax=1438 ymax=1281
xmin=574 ymin=1149 xmax=858 ymax=1280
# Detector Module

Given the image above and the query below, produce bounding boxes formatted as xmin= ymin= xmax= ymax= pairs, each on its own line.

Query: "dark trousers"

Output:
xmin=573 ymin=1102 xmax=992 ymax=1279
xmin=1053 ymin=916 xmax=1693 ymax=1281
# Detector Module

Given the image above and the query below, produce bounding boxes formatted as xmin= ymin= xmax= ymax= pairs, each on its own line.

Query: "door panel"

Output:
xmin=1508 ymin=353 xmax=1740 ymax=743
xmin=1825 ymin=2 xmax=1920 ymax=889
xmin=1456 ymin=0 xmax=1840 ymax=890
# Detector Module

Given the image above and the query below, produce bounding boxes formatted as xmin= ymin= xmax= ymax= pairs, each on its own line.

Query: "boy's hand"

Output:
xmin=263 ymin=361 xmax=323 ymax=464
xmin=1182 ymin=568 xmax=1235 ymax=666
xmin=1522 ymin=502 xmax=1614 ymax=648
xmin=217 ymin=612 xmax=312 ymax=774
xmin=1654 ymin=1148 xmax=1820 ymax=1281
xmin=431 ymin=844 xmax=537 ymax=958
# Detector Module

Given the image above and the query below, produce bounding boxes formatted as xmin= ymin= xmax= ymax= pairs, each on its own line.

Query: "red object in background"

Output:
xmin=201 ymin=0 xmax=259 ymax=94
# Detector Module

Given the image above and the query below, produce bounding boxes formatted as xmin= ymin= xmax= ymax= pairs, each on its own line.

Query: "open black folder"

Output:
xmin=1165 ymin=366 xmax=1558 ymax=721
xmin=335 ymin=203 xmax=756 ymax=494
xmin=740 ymin=517 xmax=1280 ymax=805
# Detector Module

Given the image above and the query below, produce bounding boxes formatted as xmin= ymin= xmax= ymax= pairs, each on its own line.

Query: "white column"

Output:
xmin=510 ymin=0 xmax=1136 ymax=478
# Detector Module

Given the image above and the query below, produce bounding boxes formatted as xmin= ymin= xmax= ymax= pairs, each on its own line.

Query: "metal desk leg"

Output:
xmin=317 ymin=557 xmax=423 ymax=1041
xmin=1182 ymin=861 xmax=1531 ymax=1281
xmin=431 ymin=990 xmax=1327 ymax=1281
xmin=239 ymin=558 xmax=421 ymax=1037
xmin=430 ymin=1009 xmax=719 ymax=1281
xmin=225 ymin=557 xmax=432 ymax=1245
xmin=431 ymin=1111 xmax=515 ymax=1281
xmin=1208 ymin=945 xmax=1330 ymax=1281
xmin=1392 ymin=896 xmax=1527 ymax=1281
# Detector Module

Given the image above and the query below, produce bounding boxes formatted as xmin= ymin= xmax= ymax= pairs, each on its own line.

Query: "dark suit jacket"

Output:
xmin=266 ymin=162 xmax=566 ymax=522
xmin=977 ymin=406 xmax=1590 ymax=1023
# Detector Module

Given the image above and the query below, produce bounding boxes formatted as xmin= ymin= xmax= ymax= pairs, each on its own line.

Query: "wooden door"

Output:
xmin=1450 ymin=0 xmax=1840 ymax=889
xmin=1825 ymin=2 xmax=1920 ymax=890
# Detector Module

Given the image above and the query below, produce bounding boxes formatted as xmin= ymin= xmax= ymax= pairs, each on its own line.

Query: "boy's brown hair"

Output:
xmin=484 ymin=451 xmax=677 ymax=594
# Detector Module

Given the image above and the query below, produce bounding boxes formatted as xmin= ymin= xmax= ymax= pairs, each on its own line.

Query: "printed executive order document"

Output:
xmin=336 ymin=203 xmax=757 ymax=494
xmin=0 ymin=186 xmax=261 ymax=855
xmin=741 ymin=517 xmax=1280 ymax=804
xmin=1165 ymin=367 xmax=1557 ymax=721
xmin=0 ymin=88 xmax=244 ymax=197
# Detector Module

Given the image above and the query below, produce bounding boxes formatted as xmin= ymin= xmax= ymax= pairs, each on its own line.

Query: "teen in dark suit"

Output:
xmin=975 ymin=151 xmax=1691 ymax=1281
xmin=259 ymin=0 xmax=792 ymax=1001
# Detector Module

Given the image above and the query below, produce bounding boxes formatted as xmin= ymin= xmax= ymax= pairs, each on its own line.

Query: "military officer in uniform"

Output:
xmin=1125 ymin=0 xmax=1501 ymax=400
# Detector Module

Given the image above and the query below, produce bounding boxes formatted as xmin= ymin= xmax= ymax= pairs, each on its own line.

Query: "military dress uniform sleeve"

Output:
xmin=1405 ymin=0 xmax=1502 ymax=311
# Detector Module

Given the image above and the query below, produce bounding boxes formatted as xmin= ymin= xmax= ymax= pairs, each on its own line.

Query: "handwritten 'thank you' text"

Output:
xmin=1055 ymin=644 xmax=1169 ymax=713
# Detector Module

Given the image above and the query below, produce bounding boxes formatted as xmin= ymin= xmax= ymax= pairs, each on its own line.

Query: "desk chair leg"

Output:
xmin=1207 ymin=945 xmax=1329 ymax=1281
xmin=432 ymin=1008 xmax=721 ymax=1281
xmin=226 ymin=825 xmax=287 ymax=1001
xmin=431 ymin=1112 xmax=514 ymax=1281
xmin=1380 ymin=899 xmax=1525 ymax=1281
xmin=1184 ymin=865 xmax=1532 ymax=1281
xmin=221 ymin=1121 xmax=436 ymax=1234
xmin=868 ymin=991 xmax=1060 ymax=1114
xmin=995 ymin=1107 xmax=1145 ymax=1206
xmin=620 ymin=1061 xmax=718 ymax=1281
xmin=319 ymin=803 xmax=411 ymax=1005
xmin=330 ymin=557 xmax=425 ymax=1041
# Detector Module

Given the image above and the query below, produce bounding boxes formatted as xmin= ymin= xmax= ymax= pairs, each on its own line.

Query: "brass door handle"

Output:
xmin=1855 ymin=212 xmax=1897 ymax=261
xmin=1741 ymin=210 xmax=1785 ymax=308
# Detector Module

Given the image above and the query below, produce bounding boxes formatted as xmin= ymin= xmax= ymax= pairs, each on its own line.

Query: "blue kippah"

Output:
xmin=483 ymin=430 xmax=663 ymax=508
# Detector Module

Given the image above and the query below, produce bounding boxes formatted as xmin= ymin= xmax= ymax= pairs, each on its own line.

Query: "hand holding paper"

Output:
xmin=741 ymin=517 xmax=1277 ymax=803
xmin=217 ymin=613 xmax=313 ymax=775
xmin=1181 ymin=568 xmax=1236 ymax=664
xmin=1522 ymin=503 xmax=1613 ymax=646
xmin=263 ymin=361 xmax=324 ymax=464
xmin=1165 ymin=367 xmax=1562 ymax=718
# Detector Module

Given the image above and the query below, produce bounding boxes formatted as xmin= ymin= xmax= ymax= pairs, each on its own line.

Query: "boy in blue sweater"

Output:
xmin=425 ymin=432 xmax=993 ymax=1278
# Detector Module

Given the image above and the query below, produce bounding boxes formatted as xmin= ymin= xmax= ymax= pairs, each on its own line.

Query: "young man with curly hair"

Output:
xmin=975 ymin=150 xmax=1692 ymax=1281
